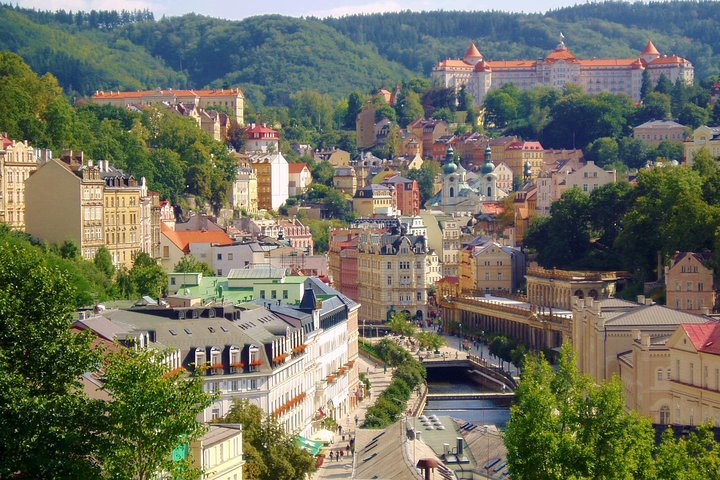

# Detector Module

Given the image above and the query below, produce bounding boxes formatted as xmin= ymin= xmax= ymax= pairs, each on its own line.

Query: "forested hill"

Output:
xmin=2 ymin=1 xmax=720 ymax=107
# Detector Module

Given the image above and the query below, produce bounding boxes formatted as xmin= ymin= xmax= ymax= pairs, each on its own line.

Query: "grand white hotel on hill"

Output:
xmin=432 ymin=39 xmax=693 ymax=105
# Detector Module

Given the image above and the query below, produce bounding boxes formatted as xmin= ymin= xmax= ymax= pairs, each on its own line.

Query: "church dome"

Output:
xmin=480 ymin=143 xmax=495 ymax=175
xmin=444 ymin=161 xmax=458 ymax=175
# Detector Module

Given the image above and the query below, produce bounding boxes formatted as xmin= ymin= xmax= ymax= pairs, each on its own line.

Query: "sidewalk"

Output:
xmin=312 ymin=355 xmax=395 ymax=480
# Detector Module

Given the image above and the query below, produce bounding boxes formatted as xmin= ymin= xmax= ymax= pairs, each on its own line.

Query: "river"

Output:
xmin=423 ymin=366 xmax=512 ymax=428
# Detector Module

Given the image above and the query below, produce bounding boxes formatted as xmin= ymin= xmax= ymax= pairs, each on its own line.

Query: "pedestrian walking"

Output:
xmin=338 ymin=425 xmax=343 ymax=435
xmin=354 ymin=414 xmax=359 ymax=426
xmin=342 ymin=434 xmax=346 ymax=441
xmin=329 ymin=451 xmax=334 ymax=462
xmin=340 ymin=449 xmax=344 ymax=459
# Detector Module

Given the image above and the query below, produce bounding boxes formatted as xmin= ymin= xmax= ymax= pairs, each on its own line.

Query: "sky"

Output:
xmin=13 ymin=0 xmax=598 ymax=20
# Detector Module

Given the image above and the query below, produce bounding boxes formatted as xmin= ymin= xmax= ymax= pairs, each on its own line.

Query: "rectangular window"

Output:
xmin=217 ymin=253 xmax=222 ymax=260
xmin=260 ymin=290 xmax=266 ymax=299
xmin=271 ymin=290 xmax=277 ymax=299
xmin=387 ymin=276 xmax=392 ymax=286
xmin=283 ymin=290 xmax=288 ymax=299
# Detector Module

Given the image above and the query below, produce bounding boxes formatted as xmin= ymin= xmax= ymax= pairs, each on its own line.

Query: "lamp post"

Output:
xmin=459 ymin=322 xmax=463 ymax=351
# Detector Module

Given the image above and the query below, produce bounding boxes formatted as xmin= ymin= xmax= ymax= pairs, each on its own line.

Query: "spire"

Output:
xmin=642 ymin=40 xmax=660 ymax=56
xmin=463 ymin=42 xmax=483 ymax=65
xmin=480 ymin=143 xmax=495 ymax=175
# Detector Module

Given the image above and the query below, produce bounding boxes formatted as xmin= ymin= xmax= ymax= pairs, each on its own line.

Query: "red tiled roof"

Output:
xmin=682 ymin=323 xmax=720 ymax=355
xmin=161 ymin=223 xmax=232 ymax=253
xmin=464 ymin=43 xmax=483 ymax=59
xmin=545 ymin=47 xmax=578 ymax=62
xmin=648 ymin=55 xmax=688 ymax=65
xmin=246 ymin=124 xmax=278 ymax=134
xmin=1 ymin=133 xmax=13 ymax=149
xmin=92 ymin=88 xmax=243 ymax=99
xmin=288 ymin=162 xmax=309 ymax=174
xmin=642 ymin=40 xmax=660 ymax=56
xmin=507 ymin=141 xmax=543 ymax=150
xmin=486 ymin=60 xmax=537 ymax=69
xmin=438 ymin=276 xmax=460 ymax=285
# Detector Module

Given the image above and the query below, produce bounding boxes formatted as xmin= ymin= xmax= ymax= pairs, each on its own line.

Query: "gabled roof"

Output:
xmin=605 ymin=304 xmax=709 ymax=327
xmin=681 ymin=323 xmax=720 ymax=355
xmin=288 ymin=162 xmax=309 ymax=174
xmin=161 ymin=223 xmax=233 ymax=254
xmin=648 ymin=55 xmax=689 ymax=66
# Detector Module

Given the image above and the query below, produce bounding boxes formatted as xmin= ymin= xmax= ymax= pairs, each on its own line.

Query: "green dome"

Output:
xmin=443 ymin=161 xmax=458 ymax=174
xmin=480 ymin=159 xmax=495 ymax=175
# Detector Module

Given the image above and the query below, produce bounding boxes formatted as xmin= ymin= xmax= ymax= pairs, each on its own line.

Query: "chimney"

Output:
xmin=641 ymin=334 xmax=651 ymax=348
xmin=637 ymin=295 xmax=645 ymax=305
xmin=456 ymin=437 xmax=463 ymax=456
xmin=645 ymin=298 xmax=653 ymax=305
xmin=632 ymin=329 xmax=641 ymax=341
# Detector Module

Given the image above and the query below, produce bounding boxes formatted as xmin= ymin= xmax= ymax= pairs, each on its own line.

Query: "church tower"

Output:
xmin=640 ymin=40 xmax=660 ymax=64
xmin=480 ymin=144 xmax=498 ymax=200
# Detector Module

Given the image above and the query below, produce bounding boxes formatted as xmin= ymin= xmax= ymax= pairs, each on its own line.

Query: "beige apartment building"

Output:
xmin=633 ymin=119 xmax=687 ymax=146
xmin=684 ymin=125 xmax=720 ymax=166
xmin=619 ymin=322 xmax=720 ymax=427
xmin=665 ymin=251 xmax=715 ymax=314
xmin=459 ymin=241 xmax=525 ymax=295
xmin=618 ymin=331 xmax=673 ymax=424
xmin=101 ymin=161 xmax=144 ymax=269
xmin=572 ymin=295 xmax=708 ymax=385
xmin=357 ymin=230 xmax=428 ymax=322
xmin=26 ymin=152 xmax=105 ymax=261
xmin=504 ymin=141 xmax=544 ymax=180
xmin=26 ymin=152 xmax=159 ymax=267
xmin=0 ymin=133 xmax=40 ymax=231
xmin=229 ymin=166 xmax=258 ymax=214
xmin=536 ymin=161 xmax=616 ymax=217
xmin=92 ymin=88 xmax=245 ymax=125
xmin=352 ymin=184 xmax=395 ymax=217
xmin=190 ymin=424 xmax=245 ymax=480
xmin=332 ymin=166 xmax=358 ymax=196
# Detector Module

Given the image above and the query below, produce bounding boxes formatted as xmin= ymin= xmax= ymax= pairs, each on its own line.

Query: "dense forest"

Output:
xmin=2 ymin=2 xmax=720 ymax=107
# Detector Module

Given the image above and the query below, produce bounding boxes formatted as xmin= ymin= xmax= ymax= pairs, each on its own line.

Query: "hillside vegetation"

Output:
xmin=1 ymin=2 xmax=719 ymax=106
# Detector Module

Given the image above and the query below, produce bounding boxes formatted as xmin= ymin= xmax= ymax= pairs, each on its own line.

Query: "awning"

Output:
xmin=297 ymin=436 xmax=323 ymax=455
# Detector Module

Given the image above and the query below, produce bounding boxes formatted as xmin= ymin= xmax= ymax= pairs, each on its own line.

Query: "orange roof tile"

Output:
xmin=161 ymin=223 xmax=233 ymax=253
xmin=642 ymin=40 xmax=659 ymax=56
xmin=436 ymin=59 xmax=473 ymax=69
xmin=486 ymin=60 xmax=538 ymax=69
xmin=474 ymin=60 xmax=492 ymax=72
xmin=92 ymin=88 xmax=243 ymax=100
xmin=578 ymin=58 xmax=640 ymax=67
xmin=288 ymin=162 xmax=309 ymax=174
xmin=648 ymin=55 xmax=687 ymax=65
xmin=464 ymin=43 xmax=483 ymax=59
xmin=545 ymin=47 xmax=578 ymax=62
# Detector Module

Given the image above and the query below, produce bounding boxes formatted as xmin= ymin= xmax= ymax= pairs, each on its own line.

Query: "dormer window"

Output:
xmin=230 ymin=345 xmax=243 ymax=372
xmin=210 ymin=347 xmax=222 ymax=372
xmin=194 ymin=347 xmax=206 ymax=370
xmin=249 ymin=344 xmax=261 ymax=371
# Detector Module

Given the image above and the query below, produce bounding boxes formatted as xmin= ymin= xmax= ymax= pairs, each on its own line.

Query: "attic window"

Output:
xmin=221 ymin=326 xmax=229 ymax=332
xmin=208 ymin=327 xmax=215 ymax=333
xmin=169 ymin=329 xmax=177 ymax=336
xmin=184 ymin=328 xmax=192 ymax=335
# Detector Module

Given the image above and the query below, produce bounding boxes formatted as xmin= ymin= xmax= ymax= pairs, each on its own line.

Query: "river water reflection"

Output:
xmin=423 ymin=367 xmax=512 ymax=428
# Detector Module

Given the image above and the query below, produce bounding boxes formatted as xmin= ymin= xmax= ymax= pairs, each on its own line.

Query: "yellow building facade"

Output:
xmin=665 ymin=251 xmax=715 ymax=315
xmin=102 ymin=162 xmax=144 ymax=270
xmin=0 ymin=134 xmax=40 ymax=231
xmin=357 ymin=231 xmax=427 ymax=322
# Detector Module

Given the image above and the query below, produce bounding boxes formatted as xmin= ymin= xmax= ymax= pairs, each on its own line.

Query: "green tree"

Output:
xmin=129 ymin=252 xmax=166 ymax=298
xmin=290 ymin=89 xmax=335 ymax=132
xmin=640 ymin=68 xmax=653 ymax=100
xmin=655 ymin=73 xmax=673 ymax=95
xmin=636 ymin=92 xmax=671 ymax=123
xmin=59 ymin=239 xmax=80 ymax=259
xmin=0 ymin=231 xmax=102 ymax=478
xmin=585 ymin=137 xmax=619 ymax=167
xmin=99 ymin=347 xmax=213 ymax=480
xmin=484 ymin=90 xmax=519 ymax=127
xmin=407 ymin=160 xmax=440 ymax=206
xmin=387 ymin=311 xmax=416 ymax=337
xmin=396 ymin=90 xmax=424 ymax=128
xmin=504 ymin=344 xmax=655 ymax=480
xmin=222 ymin=399 xmax=316 ymax=480
xmin=524 ymin=188 xmax=592 ymax=268
xmin=711 ymin=101 xmax=720 ymax=126
xmin=414 ymin=331 xmax=446 ymax=352
xmin=654 ymin=424 xmax=720 ymax=479
xmin=677 ymin=103 xmax=710 ymax=129
xmin=94 ymin=245 xmax=115 ymax=278
xmin=692 ymin=147 xmax=720 ymax=205
xmin=174 ymin=254 xmax=215 ymax=276
xmin=345 ymin=90 xmax=365 ymax=129
xmin=653 ymin=139 xmax=684 ymax=163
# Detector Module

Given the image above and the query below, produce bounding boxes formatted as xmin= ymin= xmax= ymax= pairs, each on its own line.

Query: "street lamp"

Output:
xmin=459 ymin=322 xmax=463 ymax=351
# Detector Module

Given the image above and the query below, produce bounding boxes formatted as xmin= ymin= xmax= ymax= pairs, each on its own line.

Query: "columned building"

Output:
xmin=526 ymin=267 xmax=630 ymax=310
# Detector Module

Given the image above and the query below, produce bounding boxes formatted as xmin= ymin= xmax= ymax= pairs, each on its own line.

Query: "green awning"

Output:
xmin=297 ymin=436 xmax=323 ymax=455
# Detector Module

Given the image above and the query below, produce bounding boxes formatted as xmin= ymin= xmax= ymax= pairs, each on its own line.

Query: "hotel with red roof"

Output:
xmin=433 ymin=39 xmax=693 ymax=105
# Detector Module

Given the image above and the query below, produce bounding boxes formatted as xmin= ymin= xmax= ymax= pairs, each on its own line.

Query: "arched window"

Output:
xmin=487 ymin=186 xmax=492 ymax=196
xmin=660 ymin=406 xmax=670 ymax=425
xmin=449 ymin=187 xmax=454 ymax=198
